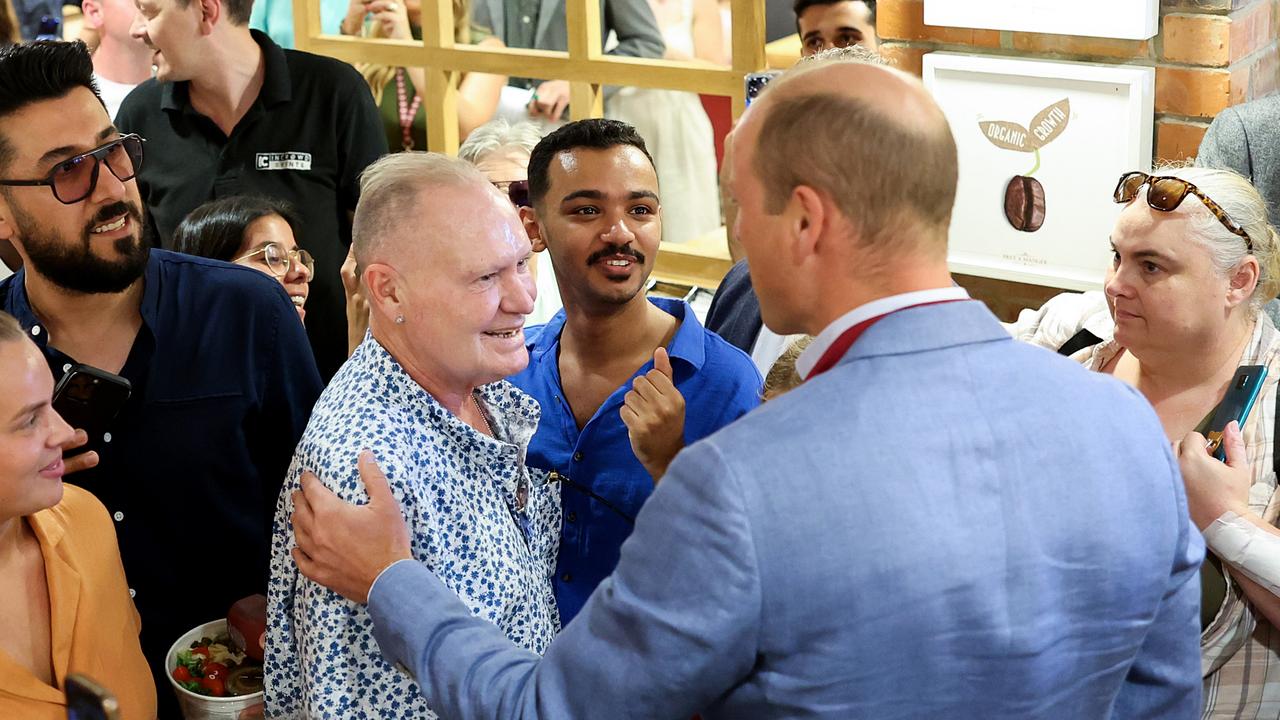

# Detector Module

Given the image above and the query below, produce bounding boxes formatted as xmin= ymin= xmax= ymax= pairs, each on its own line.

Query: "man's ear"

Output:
xmin=362 ymin=262 xmax=404 ymax=324
xmin=786 ymin=184 xmax=827 ymax=267
xmin=197 ymin=0 xmax=220 ymax=33
xmin=520 ymin=206 xmax=548 ymax=253
xmin=81 ymin=0 xmax=105 ymax=29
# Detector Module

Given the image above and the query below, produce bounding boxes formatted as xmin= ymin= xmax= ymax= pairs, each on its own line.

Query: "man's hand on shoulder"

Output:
xmin=292 ymin=450 xmax=412 ymax=603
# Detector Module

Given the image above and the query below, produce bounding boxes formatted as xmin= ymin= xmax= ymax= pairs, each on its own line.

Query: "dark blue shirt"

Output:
xmin=510 ymin=297 xmax=762 ymax=622
xmin=1 ymin=250 xmax=322 ymax=710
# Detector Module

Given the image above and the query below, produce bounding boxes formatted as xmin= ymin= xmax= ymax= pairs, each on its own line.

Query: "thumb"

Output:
xmin=653 ymin=346 xmax=673 ymax=378
xmin=1222 ymin=420 xmax=1249 ymax=469
xmin=358 ymin=450 xmax=395 ymax=506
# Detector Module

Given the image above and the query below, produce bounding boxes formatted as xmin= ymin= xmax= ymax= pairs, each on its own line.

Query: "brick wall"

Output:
xmin=879 ymin=0 xmax=1280 ymax=165
xmin=876 ymin=0 xmax=1280 ymax=317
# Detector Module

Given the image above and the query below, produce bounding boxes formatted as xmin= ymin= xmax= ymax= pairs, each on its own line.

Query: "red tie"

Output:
xmin=806 ymin=299 xmax=969 ymax=379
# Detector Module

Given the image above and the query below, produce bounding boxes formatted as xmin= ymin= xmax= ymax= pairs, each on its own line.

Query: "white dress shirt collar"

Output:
xmin=796 ymin=286 xmax=971 ymax=380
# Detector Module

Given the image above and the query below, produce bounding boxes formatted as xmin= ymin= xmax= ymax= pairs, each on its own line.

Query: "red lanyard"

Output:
xmin=806 ymin=299 xmax=969 ymax=379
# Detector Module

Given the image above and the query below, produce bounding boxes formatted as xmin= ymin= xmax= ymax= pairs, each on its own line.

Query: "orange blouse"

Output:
xmin=0 ymin=484 xmax=157 ymax=720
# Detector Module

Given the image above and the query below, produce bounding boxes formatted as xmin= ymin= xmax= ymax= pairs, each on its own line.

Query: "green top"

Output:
xmin=376 ymin=24 xmax=491 ymax=152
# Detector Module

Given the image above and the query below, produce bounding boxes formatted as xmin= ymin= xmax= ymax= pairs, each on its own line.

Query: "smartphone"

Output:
xmin=745 ymin=71 xmax=781 ymax=106
xmin=52 ymin=364 xmax=132 ymax=456
xmin=65 ymin=673 xmax=120 ymax=720
xmin=1205 ymin=365 xmax=1267 ymax=461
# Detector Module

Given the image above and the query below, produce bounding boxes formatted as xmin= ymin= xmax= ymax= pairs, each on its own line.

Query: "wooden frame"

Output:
xmin=923 ymin=52 xmax=1154 ymax=290
xmin=292 ymin=0 xmax=768 ymax=154
xmin=924 ymin=0 xmax=1159 ymax=41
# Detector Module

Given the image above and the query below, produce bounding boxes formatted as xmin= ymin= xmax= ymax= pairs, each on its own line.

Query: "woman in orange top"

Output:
xmin=0 ymin=311 xmax=156 ymax=719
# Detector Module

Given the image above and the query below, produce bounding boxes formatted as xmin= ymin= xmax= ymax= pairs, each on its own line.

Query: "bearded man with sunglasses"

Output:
xmin=0 ymin=41 xmax=323 ymax=718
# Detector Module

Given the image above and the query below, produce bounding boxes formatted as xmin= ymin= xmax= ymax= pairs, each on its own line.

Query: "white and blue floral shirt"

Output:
xmin=265 ymin=336 xmax=561 ymax=719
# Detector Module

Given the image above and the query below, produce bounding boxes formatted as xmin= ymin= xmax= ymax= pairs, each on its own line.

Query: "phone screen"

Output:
xmin=65 ymin=674 xmax=119 ymax=720
xmin=52 ymin=366 xmax=131 ymax=456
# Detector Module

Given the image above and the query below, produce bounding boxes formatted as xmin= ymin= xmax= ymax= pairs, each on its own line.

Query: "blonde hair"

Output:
xmin=763 ymin=336 xmax=815 ymax=399
xmin=0 ymin=310 xmax=23 ymax=343
xmin=1 ymin=0 xmax=18 ymax=45
xmin=1156 ymin=165 xmax=1280 ymax=312
xmin=358 ymin=0 xmax=473 ymax=104
xmin=352 ymin=152 xmax=489 ymax=270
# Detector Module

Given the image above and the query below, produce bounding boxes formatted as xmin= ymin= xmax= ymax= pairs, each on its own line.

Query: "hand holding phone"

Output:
xmin=1205 ymin=365 xmax=1267 ymax=461
xmin=65 ymin=674 xmax=120 ymax=720
xmin=52 ymin=364 xmax=131 ymax=458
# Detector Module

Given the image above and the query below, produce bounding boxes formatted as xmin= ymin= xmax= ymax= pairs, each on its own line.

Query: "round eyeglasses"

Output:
xmin=0 ymin=134 xmax=145 ymax=205
xmin=233 ymin=242 xmax=315 ymax=278
xmin=492 ymin=179 xmax=530 ymax=208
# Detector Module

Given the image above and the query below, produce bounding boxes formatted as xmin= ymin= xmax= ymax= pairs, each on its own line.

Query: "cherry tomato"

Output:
xmin=191 ymin=646 xmax=211 ymax=658
xmin=172 ymin=666 xmax=193 ymax=683
xmin=203 ymin=662 xmax=228 ymax=680
xmin=201 ymin=676 xmax=227 ymax=697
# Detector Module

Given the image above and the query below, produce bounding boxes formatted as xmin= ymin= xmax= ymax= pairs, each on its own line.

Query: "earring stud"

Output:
xmin=395 ymin=315 xmax=405 ymax=325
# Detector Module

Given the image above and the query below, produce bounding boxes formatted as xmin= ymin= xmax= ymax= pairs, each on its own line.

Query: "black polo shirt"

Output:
xmin=1 ymin=251 xmax=323 ymax=717
xmin=115 ymin=31 xmax=388 ymax=380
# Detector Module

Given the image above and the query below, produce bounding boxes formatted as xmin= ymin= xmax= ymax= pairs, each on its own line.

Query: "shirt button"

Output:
xmin=573 ymin=451 xmax=583 ymax=462
xmin=522 ymin=14 xmax=531 ymax=22
xmin=103 ymin=432 xmax=113 ymax=443
xmin=62 ymin=363 xmax=72 ymax=373
xmin=30 ymin=325 xmax=41 ymax=336
xmin=566 ymin=512 xmax=577 ymax=523
xmin=129 ymin=588 xmax=136 ymax=598
xmin=113 ymin=511 xmax=124 ymax=522
xmin=560 ymin=572 xmax=572 ymax=582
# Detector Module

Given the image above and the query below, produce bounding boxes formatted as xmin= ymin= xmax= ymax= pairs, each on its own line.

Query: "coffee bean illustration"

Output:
xmin=1004 ymin=175 xmax=1045 ymax=232
xmin=979 ymin=99 xmax=1070 ymax=234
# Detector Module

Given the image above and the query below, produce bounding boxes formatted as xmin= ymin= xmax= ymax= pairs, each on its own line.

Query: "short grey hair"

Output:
xmin=1156 ymin=165 xmax=1280 ymax=312
xmin=352 ymin=152 xmax=489 ymax=271
xmin=797 ymin=44 xmax=888 ymax=66
xmin=457 ymin=118 xmax=547 ymax=166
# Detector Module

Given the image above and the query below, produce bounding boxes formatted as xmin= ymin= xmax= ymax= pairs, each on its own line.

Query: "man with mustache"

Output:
xmin=509 ymin=118 xmax=762 ymax=623
xmin=0 ymin=40 xmax=323 ymax=718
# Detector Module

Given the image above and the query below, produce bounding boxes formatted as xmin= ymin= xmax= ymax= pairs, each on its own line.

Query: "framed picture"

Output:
xmin=922 ymin=52 xmax=1154 ymax=290
xmin=924 ymin=0 xmax=1158 ymax=41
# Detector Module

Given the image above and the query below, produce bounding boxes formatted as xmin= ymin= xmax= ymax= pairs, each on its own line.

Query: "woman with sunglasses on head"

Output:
xmin=1009 ymin=166 xmax=1280 ymax=718
xmin=172 ymin=196 xmax=313 ymax=324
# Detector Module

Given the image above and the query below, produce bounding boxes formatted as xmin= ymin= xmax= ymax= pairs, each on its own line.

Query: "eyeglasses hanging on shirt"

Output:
xmin=545 ymin=471 xmax=636 ymax=525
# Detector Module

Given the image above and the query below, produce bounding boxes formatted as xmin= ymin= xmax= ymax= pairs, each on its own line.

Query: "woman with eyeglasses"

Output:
xmin=1009 ymin=166 xmax=1280 ymax=718
xmin=172 ymin=196 xmax=313 ymax=323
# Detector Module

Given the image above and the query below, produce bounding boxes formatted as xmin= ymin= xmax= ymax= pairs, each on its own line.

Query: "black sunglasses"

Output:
xmin=493 ymin=179 xmax=530 ymax=208
xmin=0 ymin=135 xmax=145 ymax=205
xmin=1112 ymin=171 xmax=1253 ymax=253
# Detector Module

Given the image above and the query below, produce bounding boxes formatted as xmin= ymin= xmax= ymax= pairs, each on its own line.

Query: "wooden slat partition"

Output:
xmin=293 ymin=0 xmax=769 ymax=154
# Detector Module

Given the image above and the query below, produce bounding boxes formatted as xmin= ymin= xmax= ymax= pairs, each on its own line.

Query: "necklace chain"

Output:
xmin=472 ymin=394 xmax=494 ymax=436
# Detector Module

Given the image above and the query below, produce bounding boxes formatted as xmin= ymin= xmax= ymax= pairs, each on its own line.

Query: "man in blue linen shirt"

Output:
xmin=290 ymin=59 xmax=1202 ymax=718
xmin=509 ymin=118 xmax=761 ymax=622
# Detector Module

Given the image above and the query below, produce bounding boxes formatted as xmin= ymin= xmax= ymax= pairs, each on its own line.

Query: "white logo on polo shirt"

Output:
xmin=256 ymin=152 xmax=312 ymax=171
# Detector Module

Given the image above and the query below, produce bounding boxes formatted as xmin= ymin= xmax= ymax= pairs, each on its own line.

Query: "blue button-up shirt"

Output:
xmin=1 ymin=250 xmax=322 ymax=715
xmin=510 ymin=297 xmax=762 ymax=622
